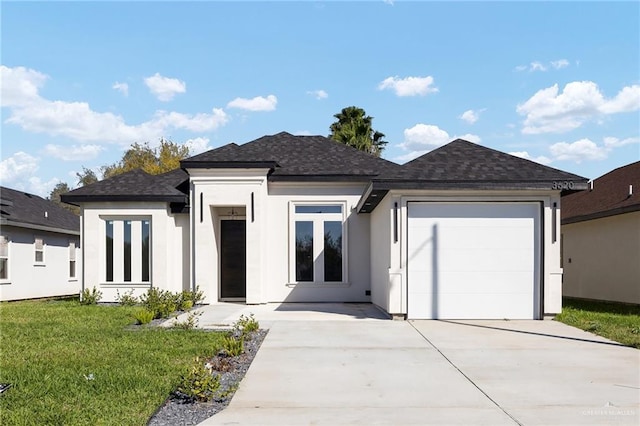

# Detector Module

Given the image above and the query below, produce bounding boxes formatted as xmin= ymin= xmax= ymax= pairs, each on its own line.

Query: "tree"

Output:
xmin=329 ymin=106 xmax=388 ymax=157
xmin=101 ymin=138 xmax=190 ymax=179
xmin=76 ymin=167 xmax=98 ymax=187
xmin=48 ymin=182 xmax=80 ymax=214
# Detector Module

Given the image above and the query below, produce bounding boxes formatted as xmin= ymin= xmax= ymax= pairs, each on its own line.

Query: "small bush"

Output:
xmin=140 ymin=288 xmax=177 ymax=319
xmin=234 ymin=313 xmax=259 ymax=336
xmin=116 ymin=289 xmax=138 ymax=306
xmin=175 ymin=357 xmax=220 ymax=402
xmin=80 ymin=287 xmax=102 ymax=305
xmin=134 ymin=308 xmax=155 ymax=325
xmin=178 ymin=299 xmax=193 ymax=312
xmin=173 ymin=310 xmax=202 ymax=330
xmin=181 ymin=286 xmax=205 ymax=307
xmin=221 ymin=335 xmax=244 ymax=357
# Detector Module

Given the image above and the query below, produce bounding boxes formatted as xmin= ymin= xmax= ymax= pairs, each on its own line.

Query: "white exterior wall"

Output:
xmin=189 ymin=169 xmax=269 ymax=304
xmin=562 ymin=211 xmax=640 ymax=304
xmin=188 ymin=170 xmax=372 ymax=304
xmin=81 ymin=202 xmax=189 ymax=302
xmin=0 ymin=226 xmax=80 ymax=301
xmin=369 ymin=194 xmax=394 ymax=313
xmin=266 ymin=182 xmax=371 ymax=303
xmin=371 ymin=190 xmax=563 ymax=317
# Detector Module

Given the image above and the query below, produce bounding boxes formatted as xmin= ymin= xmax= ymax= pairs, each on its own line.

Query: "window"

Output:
xmin=291 ymin=204 xmax=345 ymax=283
xmin=34 ymin=237 xmax=44 ymax=263
xmin=0 ymin=236 xmax=8 ymax=280
xmin=104 ymin=218 xmax=151 ymax=283
xmin=69 ymin=242 xmax=77 ymax=279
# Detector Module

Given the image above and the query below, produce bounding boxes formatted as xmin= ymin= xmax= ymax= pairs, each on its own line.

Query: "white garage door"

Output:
xmin=407 ymin=202 xmax=540 ymax=319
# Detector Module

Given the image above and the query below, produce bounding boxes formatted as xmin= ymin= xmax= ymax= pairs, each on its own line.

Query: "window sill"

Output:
xmin=0 ymin=281 xmax=11 ymax=285
xmin=286 ymin=282 xmax=351 ymax=288
xmin=68 ymin=279 xmax=78 ymax=282
xmin=33 ymin=263 xmax=46 ymax=267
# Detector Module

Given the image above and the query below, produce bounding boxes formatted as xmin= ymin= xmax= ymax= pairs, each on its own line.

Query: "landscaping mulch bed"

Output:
xmin=147 ymin=329 xmax=267 ymax=426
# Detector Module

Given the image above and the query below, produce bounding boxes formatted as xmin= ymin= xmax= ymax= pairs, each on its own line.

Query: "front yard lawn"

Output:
xmin=0 ymin=300 xmax=225 ymax=425
xmin=556 ymin=297 xmax=640 ymax=348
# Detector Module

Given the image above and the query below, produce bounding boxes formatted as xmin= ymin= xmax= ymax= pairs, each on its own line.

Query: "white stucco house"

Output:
xmin=561 ymin=161 xmax=639 ymax=305
xmin=0 ymin=187 xmax=81 ymax=301
xmin=62 ymin=132 xmax=588 ymax=319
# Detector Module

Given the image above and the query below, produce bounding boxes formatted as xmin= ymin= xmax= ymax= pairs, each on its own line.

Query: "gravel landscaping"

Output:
xmin=148 ymin=329 xmax=267 ymax=426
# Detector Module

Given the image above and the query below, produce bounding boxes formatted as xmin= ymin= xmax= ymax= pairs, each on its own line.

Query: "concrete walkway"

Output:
xmin=188 ymin=303 xmax=639 ymax=425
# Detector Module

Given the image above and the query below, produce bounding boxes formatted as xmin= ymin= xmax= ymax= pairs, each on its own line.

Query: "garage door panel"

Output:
xmin=407 ymin=202 xmax=539 ymax=320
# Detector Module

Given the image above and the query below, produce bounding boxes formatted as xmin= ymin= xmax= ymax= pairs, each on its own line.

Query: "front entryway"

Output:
xmin=220 ymin=220 xmax=246 ymax=300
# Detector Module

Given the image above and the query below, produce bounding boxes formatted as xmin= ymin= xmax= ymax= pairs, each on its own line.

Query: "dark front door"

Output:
xmin=220 ymin=220 xmax=246 ymax=299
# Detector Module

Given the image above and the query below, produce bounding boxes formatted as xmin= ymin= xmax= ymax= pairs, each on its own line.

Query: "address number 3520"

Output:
xmin=552 ymin=181 xmax=575 ymax=190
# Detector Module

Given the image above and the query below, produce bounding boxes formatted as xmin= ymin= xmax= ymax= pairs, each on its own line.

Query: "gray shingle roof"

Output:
xmin=181 ymin=131 xmax=401 ymax=180
xmin=357 ymin=139 xmax=589 ymax=212
xmin=1 ymin=186 xmax=80 ymax=234
xmin=61 ymin=168 xmax=189 ymax=204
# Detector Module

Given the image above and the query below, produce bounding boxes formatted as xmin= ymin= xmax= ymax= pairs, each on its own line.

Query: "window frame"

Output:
xmin=0 ymin=235 xmax=9 ymax=282
xmin=101 ymin=217 xmax=151 ymax=285
xmin=34 ymin=236 xmax=45 ymax=265
xmin=69 ymin=241 xmax=77 ymax=280
xmin=288 ymin=202 xmax=348 ymax=285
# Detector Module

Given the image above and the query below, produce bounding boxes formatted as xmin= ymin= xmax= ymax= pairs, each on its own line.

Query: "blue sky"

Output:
xmin=1 ymin=1 xmax=639 ymax=197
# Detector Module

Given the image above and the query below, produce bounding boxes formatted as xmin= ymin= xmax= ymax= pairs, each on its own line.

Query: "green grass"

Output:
xmin=556 ymin=297 xmax=640 ymax=348
xmin=0 ymin=300 xmax=225 ymax=425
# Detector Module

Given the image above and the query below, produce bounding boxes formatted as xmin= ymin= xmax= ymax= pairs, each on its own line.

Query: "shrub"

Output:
xmin=80 ymin=287 xmax=102 ymax=305
xmin=181 ymin=286 xmax=205 ymax=307
xmin=173 ymin=310 xmax=202 ymax=330
xmin=116 ymin=289 xmax=138 ymax=306
xmin=139 ymin=288 xmax=177 ymax=319
xmin=179 ymin=300 xmax=193 ymax=311
xmin=233 ymin=313 xmax=259 ymax=338
xmin=134 ymin=308 xmax=155 ymax=325
xmin=175 ymin=357 xmax=220 ymax=402
xmin=221 ymin=335 xmax=244 ymax=357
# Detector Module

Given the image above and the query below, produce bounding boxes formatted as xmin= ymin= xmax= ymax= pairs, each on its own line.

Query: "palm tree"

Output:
xmin=329 ymin=106 xmax=388 ymax=157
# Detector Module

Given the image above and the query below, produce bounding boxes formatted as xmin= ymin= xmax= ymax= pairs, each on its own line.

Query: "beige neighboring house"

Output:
xmin=561 ymin=161 xmax=640 ymax=305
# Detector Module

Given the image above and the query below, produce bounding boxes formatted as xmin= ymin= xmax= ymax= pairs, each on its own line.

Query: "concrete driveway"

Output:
xmin=195 ymin=303 xmax=639 ymax=425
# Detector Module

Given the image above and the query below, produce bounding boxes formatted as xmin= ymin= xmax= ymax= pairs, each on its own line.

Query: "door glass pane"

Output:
xmin=295 ymin=205 xmax=342 ymax=214
xmin=124 ymin=220 xmax=131 ymax=282
xmin=295 ymin=221 xmax=314 ymax=281
xmin=106 ymin=220 xmax=113 ymax=282
xmin=142 ymin=220 xmax=150 ymax=282
xmin=324 ymin=221 xmax=342 ymax=282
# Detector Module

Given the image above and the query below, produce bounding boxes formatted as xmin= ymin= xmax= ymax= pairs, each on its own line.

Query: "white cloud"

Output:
xmin=459 ymin=109 xmax=484 ymax=124
xmin=396 ymin=123 xmax=481 ymax=162
xmin=307 ymin=89 xmax=328 ymax=100
xmin=227 ymin=95 xmax=278 ymax=112
xmin=378 ymin=75 xmax=438 ymax=97
xmin=0 ymin=65 xmax=229 ymax=146
xmin=44 ymin=144 xmax=104 ymax=161
xmin=551 ymin=59 xmax=569 ymax=69
xmin=143 ymin=73 xmax=186 ymax=102
xmin=603 ymin=136 xmax=640 ymax=148
xmin=517 ymin=81 xmax=640 ymax=134
xmin=0 ymin=65 xmax=47 ymax=107
xmin=183 ymin=137 xmax=211 ymax=155
xmin=27 ymin=176 xmax=60 ymax=198
xmin=549 ymin=138 xmax=608 ymax=163
xmin=508 ymin=151 xmax=552 ymax=165
xmin=0 ymin=151 xmax=60 ymax=197
xmin=0 ymin=151 xmax=39 ymax=182
xmin=515 ymin=59 xmax=570 ymax=72
xmin=294 ymin=130 xmax=313 ymax=136
xmin=530 ymin=61 xmax=547 ymax=72
xmin=112 ymin=82 xmax=129 ymax=96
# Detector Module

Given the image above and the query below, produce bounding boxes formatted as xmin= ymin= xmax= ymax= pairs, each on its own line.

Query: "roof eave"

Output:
xmin=562 ymin=203 xmax=640 ymax=225
xmin=0 ymin=218 xmax=80 ymax=236
xmin=60 ymin=194 xmax=187 ymax=204
xmin=180 ymin=161 xmax=277 ymax=170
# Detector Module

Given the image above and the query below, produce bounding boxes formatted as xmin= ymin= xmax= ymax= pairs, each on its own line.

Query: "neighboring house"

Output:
xmin=561 ymin=161 xmax=640 ymax=305
xmin=62 ymin=132 xmax=588 ymax=319
xmin=0 ymin=187 xmax=81 ymax=301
